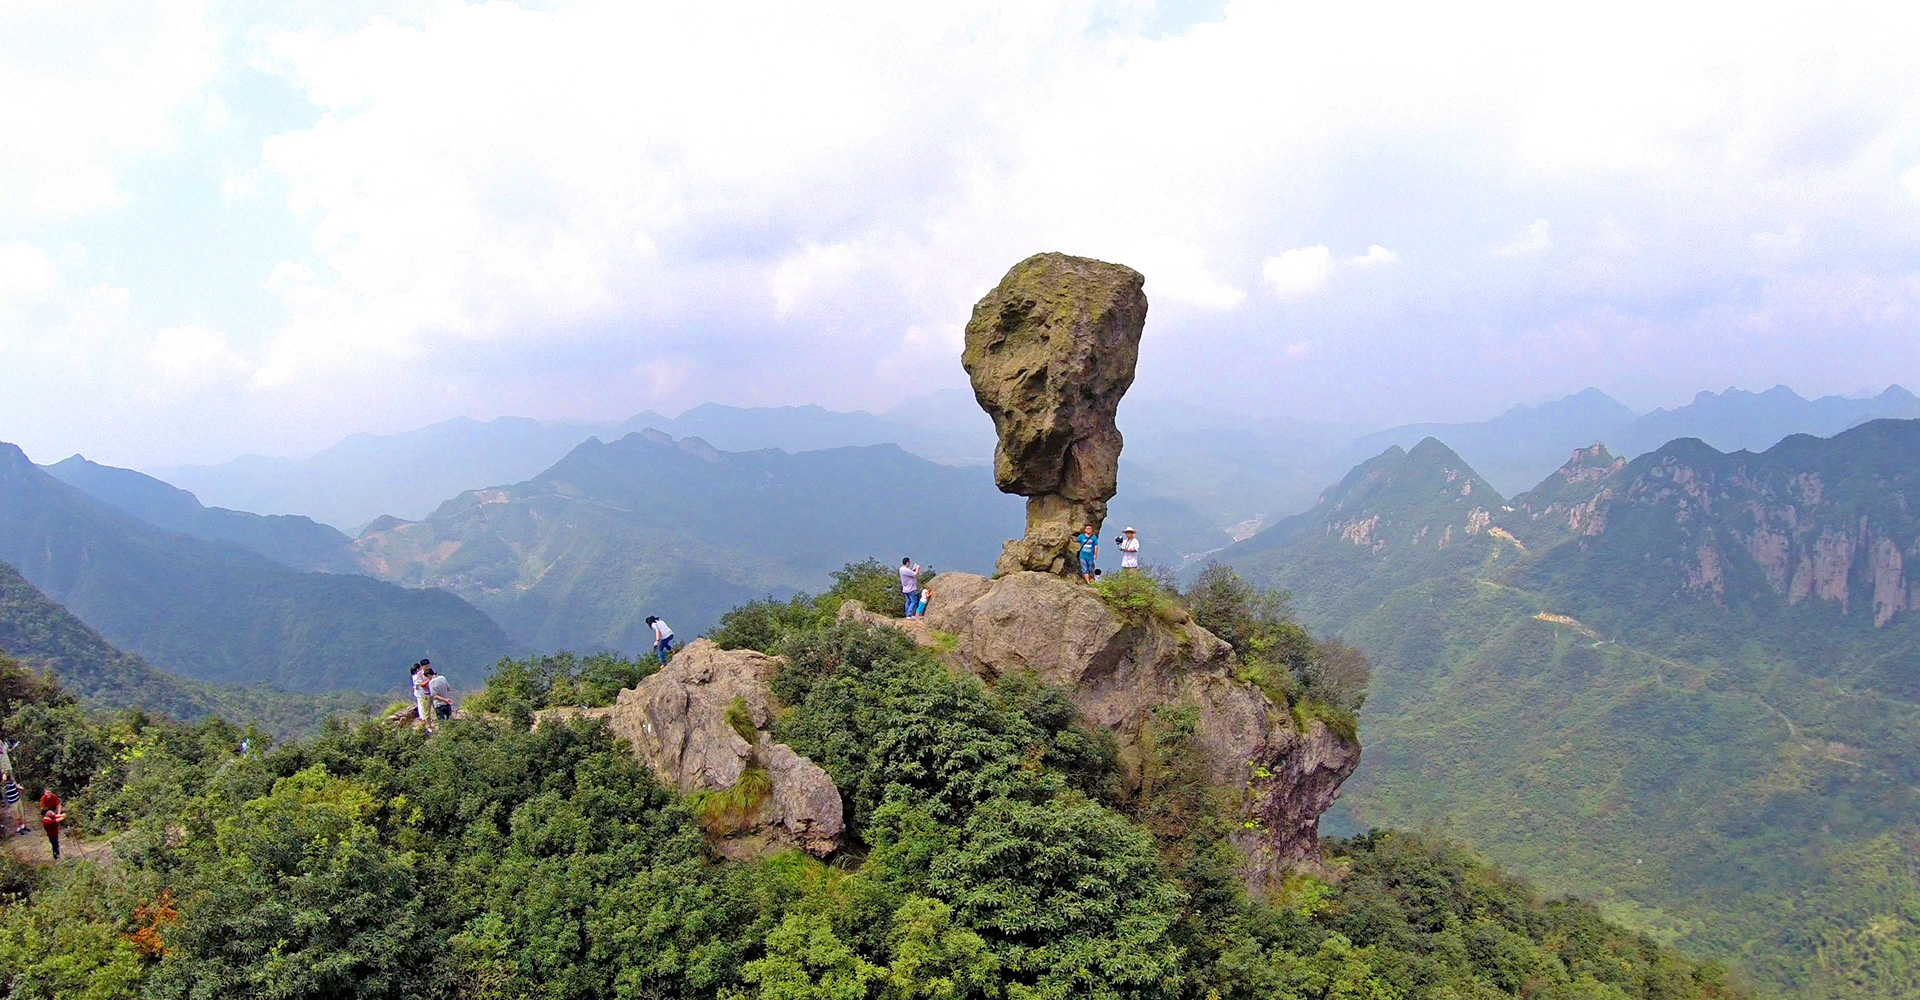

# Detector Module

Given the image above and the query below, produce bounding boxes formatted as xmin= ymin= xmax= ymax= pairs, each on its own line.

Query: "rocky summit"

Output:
xmin=541 ymin=640 xmax=844 ymax=859
xmin=962 ymin=252 xmax=1147 ymax=575
xmin=849 ymin=570 xmax=1361 ymax=890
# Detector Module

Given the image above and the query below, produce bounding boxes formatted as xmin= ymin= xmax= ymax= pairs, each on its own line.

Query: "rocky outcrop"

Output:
xmin=910 ymin=570 xmax=1359 ymax=889
xmin=962 ymin=253 xmax=1147 ymax=575
xmin=540 ymin=640 xmax=842 ymax=859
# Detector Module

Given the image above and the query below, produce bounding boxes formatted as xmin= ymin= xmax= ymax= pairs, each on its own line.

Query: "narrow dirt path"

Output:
xmin=3 ymin=825 xmax=113 ymax=865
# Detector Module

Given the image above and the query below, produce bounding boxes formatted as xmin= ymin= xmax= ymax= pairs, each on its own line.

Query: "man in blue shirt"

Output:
xmin=1073 ymin=524 xmax=1099 ymax=583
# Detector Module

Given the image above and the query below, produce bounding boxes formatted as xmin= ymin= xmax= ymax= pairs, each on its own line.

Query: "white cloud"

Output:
xmin=148 ymin=324 xmax=253 ymax=386
xmin=1262 ymin=246 xmax=1334 ymax=298
xmin=1350 ymin=245 xmax=1400 ymax=267
xmin=0 ymin=244 xmax=61 ymax=304
xmin=1493 ymin=220 xmax=1553 ymax=258
xmin=6 ymin=0 xmax=1920 ymax=463
xmin=0 ymin=2 xmax=219 ymax=219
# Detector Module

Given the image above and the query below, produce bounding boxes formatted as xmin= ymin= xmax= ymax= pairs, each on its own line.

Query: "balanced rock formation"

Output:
xmin=962 ymin=253 xmax=1147 ymax=576
xmin=891 ymin=570 xmax=1359 ymax=889
xmin=540 ymin=639 xmax=842 ymax=859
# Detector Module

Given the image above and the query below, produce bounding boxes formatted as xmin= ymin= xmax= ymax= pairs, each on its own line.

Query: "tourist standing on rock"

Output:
xmin=427 ymin=668 xmax=455 ymax=722
xmin=1073 ymin=525 xmax=1099 ymax=583
xmin=913 ymin=586 xmax=931 ymax=619
xmin=647 ymin=616 xmax=676 ymax=664
xmin=38 ymin=789 xmax=63 ymax=860
xmin=1118 ymin=527 xmax=1141 ymax=572
xmin=899 ymin=558 xmax=921 ymax=617
xmin=412 ymin=659 xmax=434 ymax=724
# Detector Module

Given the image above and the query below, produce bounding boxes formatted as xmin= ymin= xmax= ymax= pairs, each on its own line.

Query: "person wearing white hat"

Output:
xmin=1118 ymin=527 xmax=1141 ymax=572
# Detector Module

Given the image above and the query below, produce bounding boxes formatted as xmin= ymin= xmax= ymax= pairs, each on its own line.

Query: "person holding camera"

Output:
xmin=1117 ymin=527 xmax=1140 ymax=572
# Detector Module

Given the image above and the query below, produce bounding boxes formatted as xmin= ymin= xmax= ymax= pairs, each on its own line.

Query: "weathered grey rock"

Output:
xmin=539 ymin=639 xmax=842 ymax=858
xmin=913 ymin=571 xmax=1359 ymax=889
xmin=962 ymin=253 xmax=1147 ymax=575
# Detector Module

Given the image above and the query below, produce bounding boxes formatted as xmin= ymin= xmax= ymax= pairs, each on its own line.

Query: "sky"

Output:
xmin=4 ymin=0 xmax=1920 ymax=467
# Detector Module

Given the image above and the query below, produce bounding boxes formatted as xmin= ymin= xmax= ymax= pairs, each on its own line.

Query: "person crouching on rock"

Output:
xmin=426 ymin=667 xmax=454 ymax=723
xmin=38 ymin=788 xmax=63 ymax=860
xmin=647 ymin=616 xmax=676 ymax=664
xmin=1073 ymin=524 xmax=1099 ymax=583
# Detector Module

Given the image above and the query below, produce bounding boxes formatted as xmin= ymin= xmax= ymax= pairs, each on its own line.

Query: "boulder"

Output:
xmin=915 ymin=571 xmax=1359 ymax=888
xmin=540 ymin=639 xmax=842 ymax=858
xmin=962 ymin=253 xmax=1147 ymax=575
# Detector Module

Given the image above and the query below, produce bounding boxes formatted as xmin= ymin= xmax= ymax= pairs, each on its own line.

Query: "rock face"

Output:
xmin=910 ymin=570 xmax=1359 ymax=889
xmin=962 ymin=253 xmax=1147 ymax=576
xmin=541 ymin=640 xmax=842 ymax=858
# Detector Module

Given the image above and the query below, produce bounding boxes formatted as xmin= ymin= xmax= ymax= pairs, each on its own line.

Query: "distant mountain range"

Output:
xmin=144 ymin=384 xmax=1915 ymax=545
xmin=341 ymin=430 xmax=1025 ymax=652
xmin=1213 ymin=419 xmax=1920 ymax=995
xmin=0 ymin=441 xmax=517 ymax=693
xmin=1348 ymin=383 xmax=1920 ymax=497
xmin=43 ymin=454 xmax=350 ymax=570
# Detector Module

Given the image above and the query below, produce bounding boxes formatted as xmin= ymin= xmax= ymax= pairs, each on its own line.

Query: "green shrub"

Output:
xmin=709 ymin=594 xmax=831 ymax=653
xmin=1183 ymin=564 xmax=1369 ymax=716
xmin=1094 ymin=571 xmax=1184 ymax=628
xmin=467 ymin=651 xmax=656 ymax=724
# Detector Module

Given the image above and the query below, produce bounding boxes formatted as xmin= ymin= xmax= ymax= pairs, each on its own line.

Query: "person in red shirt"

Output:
xmin=38 ymin=789 xmax=63 ymax=860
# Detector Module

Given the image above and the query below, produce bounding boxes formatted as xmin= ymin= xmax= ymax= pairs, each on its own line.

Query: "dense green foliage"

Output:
xmin=1218 ymin=419 xmax=1920 ymax=997
xmin=709 ymin=559 xmax=928 ymax=654
xmin=0 ymin=592 xmax=1735 ymax=1000
xmin=0 ymin=442 xmax=517 ymax=693
xmin=464 ymin=649 xmax=659 ymax=724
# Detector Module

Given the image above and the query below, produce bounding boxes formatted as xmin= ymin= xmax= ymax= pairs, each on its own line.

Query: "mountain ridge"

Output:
xmin=0 ymin=440 xmax=518 ymax=693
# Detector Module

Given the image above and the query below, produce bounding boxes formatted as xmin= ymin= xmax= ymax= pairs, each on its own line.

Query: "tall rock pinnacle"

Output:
xmin=962 ymin=252 xmax=1147 ymax=576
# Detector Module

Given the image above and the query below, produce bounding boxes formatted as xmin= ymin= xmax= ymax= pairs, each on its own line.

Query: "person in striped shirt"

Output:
xmin=1 ymin=772 xmax=23 ymax=836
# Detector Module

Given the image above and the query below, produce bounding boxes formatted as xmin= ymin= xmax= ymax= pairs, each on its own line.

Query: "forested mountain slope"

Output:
xmin=44 ymin=454 xmax=350 ymax=569
xmin=347 ymin=431 xmax=1027 ymax=652
xmin=0 ymin=561 xmax=376 ymax=735
xmin=0 ymin=442 xmax=517 ymax=693
xmin=1215 ymin=419 xmax=1920 ymax=998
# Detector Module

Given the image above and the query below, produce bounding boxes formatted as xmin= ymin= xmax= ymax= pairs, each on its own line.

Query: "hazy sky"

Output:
xmin=5 ymin=0 xmax=1920 ymax=467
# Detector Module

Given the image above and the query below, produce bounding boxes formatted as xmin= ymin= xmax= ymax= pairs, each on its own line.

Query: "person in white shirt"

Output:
xmin=1118 ymin=527 xmax=1141 ymax=571
xmin=899 ymin=558 xmax=920 ymax=617
xmin=412 ymin=660 xmax=433 ymax=725
xmin=647 ymin=616 xmax=676 ymax=664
